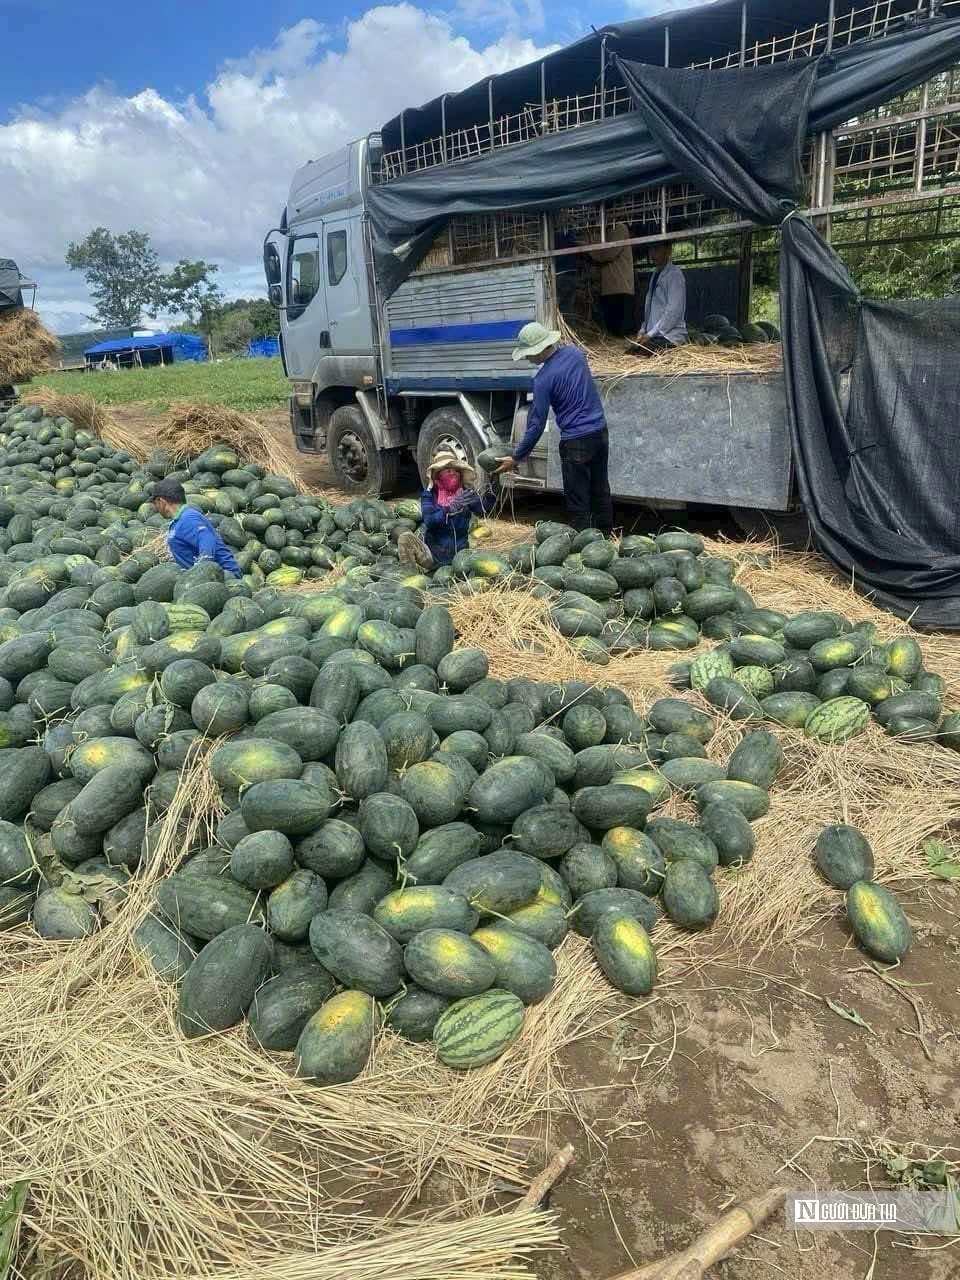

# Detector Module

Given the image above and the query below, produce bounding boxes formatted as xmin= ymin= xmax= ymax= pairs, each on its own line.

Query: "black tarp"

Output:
xmin=620 ymin=40 xmax=960 ymax=626
xmin=0 ymin=259 xmax=27 ymax=311
xmin=381 ymin=1 xmax=878 ymax=157
xmin=367 ymin=16 xmax=960 ymax=298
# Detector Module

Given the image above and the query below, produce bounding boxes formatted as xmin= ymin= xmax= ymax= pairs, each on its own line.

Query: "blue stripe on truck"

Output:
xmin=388 ymin=319 xmax=533 ymax=347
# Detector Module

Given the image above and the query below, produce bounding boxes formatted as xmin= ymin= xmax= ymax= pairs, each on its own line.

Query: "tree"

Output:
xmin=158 ymin=260 xmax=224 ymax=347
xmin=248 ymin=299 xmax=278 ymax=338
xmin=219 ymin=310 xmax=254 ymax=354
xmin=65 ymin=227 xmax=161 ymax=329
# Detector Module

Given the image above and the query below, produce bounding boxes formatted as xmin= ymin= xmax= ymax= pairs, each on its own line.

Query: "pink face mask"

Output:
xmin=434 ymin=467 xmax=462 ymax=507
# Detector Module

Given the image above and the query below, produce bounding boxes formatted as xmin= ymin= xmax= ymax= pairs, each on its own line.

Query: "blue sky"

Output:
xmin=0 ymin=0 xmax=699 ymax=331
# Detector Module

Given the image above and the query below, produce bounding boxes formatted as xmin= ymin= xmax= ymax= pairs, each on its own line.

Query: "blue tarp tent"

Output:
xmin=247 ymin=336 xmax=280 ymax=358
xmin=83 ymin=332 xmax=206 ymax=368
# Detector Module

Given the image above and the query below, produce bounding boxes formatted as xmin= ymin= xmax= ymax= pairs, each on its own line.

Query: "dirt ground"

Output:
xmin=114 ymin=400 xmax=960 ymax=1278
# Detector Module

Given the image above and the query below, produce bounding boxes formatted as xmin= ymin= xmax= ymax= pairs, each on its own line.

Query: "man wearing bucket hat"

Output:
xmin=398 ymin=451 xmax=496 ymax=570
xmin=494 ymin=322 xmax=612 ymax=536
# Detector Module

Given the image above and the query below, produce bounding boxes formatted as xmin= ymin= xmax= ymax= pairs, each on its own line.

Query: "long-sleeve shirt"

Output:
xmin=167 ymin=505 xmax=242 ymax=577
xmin=586 ymin=221 xmax=635 ymax=297
xmin=513 ymin=345 xmax=607 ymax=463
xmin=420 ymin=487 xmax=496 ymax=566
xmin=643 ymin=260 xmax=688 ymax=346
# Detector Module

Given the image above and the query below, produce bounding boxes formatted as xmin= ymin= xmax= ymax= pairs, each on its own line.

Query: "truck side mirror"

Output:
xmin=268 ymin=284 xmax=283 ymax=308
xmin=264 ymin=242 xmax=283 ymax=287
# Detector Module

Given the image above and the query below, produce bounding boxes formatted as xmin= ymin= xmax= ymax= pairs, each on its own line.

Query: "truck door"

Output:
xmin=282 ymin=224 xmax=329 ymax=379
xmin=323 ymin=215 xmax=373 ymax=355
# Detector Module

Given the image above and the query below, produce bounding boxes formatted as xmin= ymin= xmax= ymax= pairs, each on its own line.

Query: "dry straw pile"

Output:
xmin=20 ymin=388 xmax=150 ymax=460
xmin=0 ymin=754 xmax=597 ymax=1280
xmin=2 ymin=526 xmax=956 ymax=1280
xmin=560 ymin=317 xmax=784 ymax=381
xmin=0 ymin=309 xmax=59 ymax=385
xmin=158 ymin=402 xmax=302 ymax=483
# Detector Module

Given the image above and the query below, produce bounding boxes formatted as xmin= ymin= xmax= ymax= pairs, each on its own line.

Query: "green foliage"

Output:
xmin=25 ymin=358 xmax=287 ymax=412
xmin=157 ymin=260 xmax=224 ymax=343
xmin=65 ymin=228 xmax=161 ymax=329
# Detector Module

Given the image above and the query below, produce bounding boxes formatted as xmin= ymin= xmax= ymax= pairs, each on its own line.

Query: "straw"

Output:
xmin=559 ymin=316 xmax=783 ymax=381
xmin=157 ymin=402 xmax=304 ymax=484
xmin=19 ymin=388 xmax=150 ymax=459
xmin=0 ymin=309 xmax=59 ymax=384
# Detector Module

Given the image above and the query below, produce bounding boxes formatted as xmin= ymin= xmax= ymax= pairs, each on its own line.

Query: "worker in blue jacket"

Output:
xmin=398 ymin=451 xmax=496 ymax=570
xmin=495 ymin=322 xmax=613 ymax=535
xmin=151 ymin=478 xmax=243 ymax=577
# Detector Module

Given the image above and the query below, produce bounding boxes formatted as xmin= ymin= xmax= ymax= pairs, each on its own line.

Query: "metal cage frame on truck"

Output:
xmin=268 ymin=0 xmax=960 ymax=520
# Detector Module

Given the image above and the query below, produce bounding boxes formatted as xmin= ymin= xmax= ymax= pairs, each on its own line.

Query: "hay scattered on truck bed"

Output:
xmin=158 ymin=401 xmax=303 ymax=484
xmin=560 ymin=318 xmax=784 ymax=381
xmin=0 ymin=308 xmax=59 ymax=384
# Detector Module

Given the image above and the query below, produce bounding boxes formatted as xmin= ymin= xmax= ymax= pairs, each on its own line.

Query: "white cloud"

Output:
xmin=0 ymin=4 xmax=555 ymax=332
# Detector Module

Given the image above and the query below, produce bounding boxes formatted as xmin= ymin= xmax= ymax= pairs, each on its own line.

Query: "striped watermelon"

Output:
xmin=433 ymin=988 xmax=525 ymax=1069
xmin=689 ymin=649 xmax=735 ymax=692
xmin=804 ymin=696 xmax=871 ymax=743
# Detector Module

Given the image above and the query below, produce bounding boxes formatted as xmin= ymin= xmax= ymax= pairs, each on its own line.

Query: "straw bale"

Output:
xmin=0 ymin=308 xmax=59 ymax=384
xmin=158 ymin=402 xmax=304 ymax=485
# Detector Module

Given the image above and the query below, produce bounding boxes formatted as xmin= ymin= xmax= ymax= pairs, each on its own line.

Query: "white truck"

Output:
xmin=263 ymin=136 xmax=790 ymax=526
xmin=262 ymin=0 xmax=958 ymax=539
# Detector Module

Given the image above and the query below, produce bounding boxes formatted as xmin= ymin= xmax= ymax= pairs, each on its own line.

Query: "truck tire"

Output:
xmin=415 ymin=405 xmax=488 ymax=486
xmin=327 ymin=405 xmax=399 ymax=497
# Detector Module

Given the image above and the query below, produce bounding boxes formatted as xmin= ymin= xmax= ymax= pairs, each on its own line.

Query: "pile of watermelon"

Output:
xmin=429 ymin=522 xmax=959 ymax=750
xmin=0 ymin=402 xmax=937 ymax=1081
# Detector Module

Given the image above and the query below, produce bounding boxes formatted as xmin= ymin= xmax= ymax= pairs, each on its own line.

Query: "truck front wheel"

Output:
xmin=415 ymin=405 xmax=488 ymax=487
xmin=327 ymin=405 xmax=399 ymax=497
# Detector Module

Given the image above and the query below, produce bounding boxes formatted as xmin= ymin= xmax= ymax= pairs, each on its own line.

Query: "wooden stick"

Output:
xmin=606 ymin=1185 xmax=787 ymax=1280
xmin=516 ymin=1144 xmax=575 ymax=1212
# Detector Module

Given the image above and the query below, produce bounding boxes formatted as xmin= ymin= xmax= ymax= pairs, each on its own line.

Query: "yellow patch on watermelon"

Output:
xmin=609 ymin=915 xmax=653 ymax=956
xmin=167 ymin=631 xmax=205 ymax=653
xmin=314 ymin=990 xmax=374 ymax=1032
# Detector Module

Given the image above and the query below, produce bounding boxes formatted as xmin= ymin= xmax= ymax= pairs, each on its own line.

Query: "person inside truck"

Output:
xmin=627 ymin=240 xmax=688 ymax=356
xmin=585 ymin=220 xmax=636 ymax=337
xmin=554 ymin=226 xmax=581 ymax=320
xmin=494 ymin=322 xmax=613 ymax=537
xmin=398 ymin=451 xmax=496 ymax=571
xmin=151 ymin=478 xmax=242 ymax=578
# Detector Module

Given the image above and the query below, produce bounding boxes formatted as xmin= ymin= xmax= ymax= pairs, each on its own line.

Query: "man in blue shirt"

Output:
xmin=627 ymin=241 xmax=688 ymax=356
xmin=494 ymin=322 xmax=613 ymax=535
xmin=151 ymin=478 xmax=243 ymax=577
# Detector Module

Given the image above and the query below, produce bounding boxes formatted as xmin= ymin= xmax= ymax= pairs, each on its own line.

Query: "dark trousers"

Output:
xmin=600 ymin=294 xmax=636 ymax=337
xmin=559 ymin=429 xmax=613 ymax=534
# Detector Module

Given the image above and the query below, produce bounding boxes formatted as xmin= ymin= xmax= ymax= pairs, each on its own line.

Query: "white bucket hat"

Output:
xmin=427 ymin=450 xmax=476 ymax=485
xmin=512 ymin=321 xmax=562 ymax=362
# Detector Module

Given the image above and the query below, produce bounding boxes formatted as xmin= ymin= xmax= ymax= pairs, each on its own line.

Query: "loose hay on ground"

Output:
xmin=20 ymin=388 xmax=149 ymax=460
xmin=0 ymin=308 xmax=59 ymax=384
xmin=158 ymin=402 xmax=304 ymax=485
xmin=0 ymin=755 xmax=608 ymax=1280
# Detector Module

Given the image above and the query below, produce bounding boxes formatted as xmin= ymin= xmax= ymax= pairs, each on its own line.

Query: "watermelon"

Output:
xmin=804 ymin=697 xmax=871 ymax=743
xmin=662 ymin=859 xmax=719 ymax=930
xmin=593 ymin=914 xmax=657 ymax=996
xmin=815 ymin=825 xmax=874 ymax=889
xmin=178 ymin=924 xmax=272 ymax=1039
xmin=846 ymin=881 xmax=911 ymax=962
xmin=295 ymin=990 xmax=379 ymax=1084
xmin=470 ymin=925 xmax=556 ymax=1004
xmin=433 ymin=988 xmax=525 ymax=1069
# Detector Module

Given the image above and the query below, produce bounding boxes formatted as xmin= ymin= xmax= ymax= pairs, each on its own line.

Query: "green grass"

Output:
xmin=25 ymin=358 xmax=287 ymax=413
